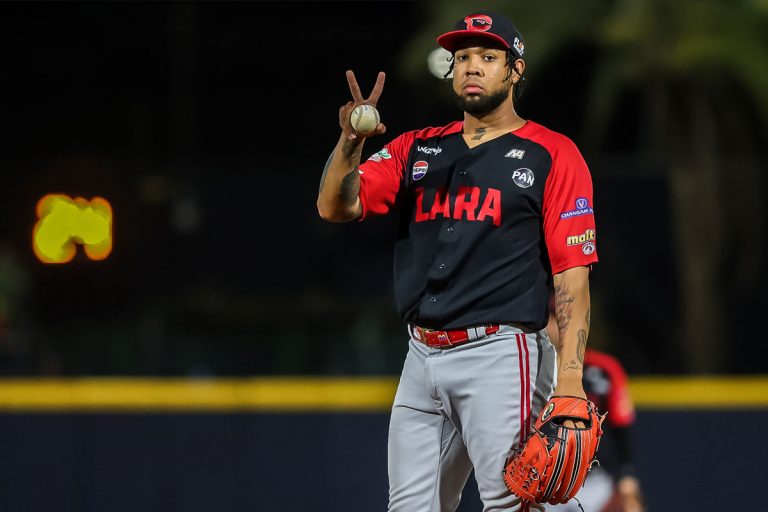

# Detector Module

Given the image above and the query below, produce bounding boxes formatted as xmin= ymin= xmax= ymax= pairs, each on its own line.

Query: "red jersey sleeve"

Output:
xmin=357 ymin=131 xmax=415 ymax=219
xmin=585 ymin=350 xmax=636 ymax=428
xmin=542 ymin=135 xmax=598 ymax=274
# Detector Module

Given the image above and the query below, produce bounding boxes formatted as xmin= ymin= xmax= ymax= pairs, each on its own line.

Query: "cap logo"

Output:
xmin=513 ymin=37 xmax=525 ymax=56
xmin=464 ymin=14 xmax=492 ymax=32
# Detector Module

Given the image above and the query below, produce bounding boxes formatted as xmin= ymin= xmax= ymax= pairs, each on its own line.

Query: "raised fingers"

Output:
xmin=346 ymin=70 xmax=386 ymax=105
xmin=368 ymin=71 xmax=386 ymax=105
xmin=346 ymin=70 xmax=364 ymax=103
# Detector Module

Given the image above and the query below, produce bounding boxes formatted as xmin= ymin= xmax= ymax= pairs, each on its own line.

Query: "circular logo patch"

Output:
xmin=512 ymin=168 xmax=534 ymax=188
xmin=412 ymin=160 xmax=428 ymax=181
xmin=541 ymin=402 xmax=555 ymax=422
xmin=576 ymin=197 xmax=588 ymax=210
xmin=582 ymin=241 xmax=595 ymax=255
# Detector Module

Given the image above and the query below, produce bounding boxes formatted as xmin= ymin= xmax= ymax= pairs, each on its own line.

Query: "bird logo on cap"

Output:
xmin=464 ymin=14 xmax=492 ymax=32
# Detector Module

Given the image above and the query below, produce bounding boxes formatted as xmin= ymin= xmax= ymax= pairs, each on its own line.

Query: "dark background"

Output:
xmin=0 ymin=0 xmax=766 ymax=377
xmin=0 ymin=2 xmax=766 ymax=511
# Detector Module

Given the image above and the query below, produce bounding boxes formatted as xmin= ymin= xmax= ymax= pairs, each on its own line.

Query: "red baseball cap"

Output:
xmin=437 ymin=11 xmax=525 ymax=59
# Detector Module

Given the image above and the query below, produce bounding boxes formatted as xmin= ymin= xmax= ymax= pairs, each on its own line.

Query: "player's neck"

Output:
xmin=462 ymin=105 xmax=526 ymax=143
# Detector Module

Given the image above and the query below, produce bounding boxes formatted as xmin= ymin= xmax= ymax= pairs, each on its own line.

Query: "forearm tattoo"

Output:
xmin=340 ymin=171 xmax=360 ymax=206
xmin=554 ymin=282 xmax=574 ymax=338
xmin=318 ymin=150 xmax=335 ymax=194
xmin=563 ymin=330 xmax=588 ymax=374
xmin=556 ymin=282 xmax=584 ymax=374
xmin=342 ymin=138 xmax=363 ymax=160
xmin=562 ymin=359 xmax=582 ymax=372
xmin=577 ymin=329 xmax=587 ymax=364
xmin=319 ymin=139 xmax=362 ymax=202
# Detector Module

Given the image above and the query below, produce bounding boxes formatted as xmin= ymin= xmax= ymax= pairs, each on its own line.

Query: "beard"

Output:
xmin=453 ymin=84 xmax=510 ymax=117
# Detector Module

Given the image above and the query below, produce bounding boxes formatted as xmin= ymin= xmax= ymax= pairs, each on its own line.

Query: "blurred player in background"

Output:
xmin=546 ymin=306 xmax=645 ymax=512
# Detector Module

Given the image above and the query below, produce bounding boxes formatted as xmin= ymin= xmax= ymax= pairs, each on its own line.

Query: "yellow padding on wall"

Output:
xmin=0 ymin=378 xmax=398 ymax=412
xmin=0 ymin=376 xmax=766 ymax=412
xmin=628 ymin=376 xmax=768 ymax=409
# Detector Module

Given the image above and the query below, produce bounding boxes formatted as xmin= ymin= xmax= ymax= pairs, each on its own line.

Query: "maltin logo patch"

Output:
xmin=567 ymin=229 xmax=597 ymax=255
xmin=412 ymin=160 xmax=429 ymax=181
xmin=512 ymin=168 xmax=534 ymax=188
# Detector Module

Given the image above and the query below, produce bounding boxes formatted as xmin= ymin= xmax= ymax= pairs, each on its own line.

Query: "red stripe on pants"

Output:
xmin=516 ymin=333 xmax=530 ymax=448
xmin=521 ymin=333 xmax=531 ymax=436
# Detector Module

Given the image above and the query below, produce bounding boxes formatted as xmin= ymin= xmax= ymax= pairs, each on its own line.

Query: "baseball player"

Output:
xmin=317 ymin=10 xmax=599 ymax=512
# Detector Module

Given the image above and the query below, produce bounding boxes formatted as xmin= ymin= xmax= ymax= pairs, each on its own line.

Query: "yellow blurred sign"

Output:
xmin=33 ymin=194 xmax=113 ymax=263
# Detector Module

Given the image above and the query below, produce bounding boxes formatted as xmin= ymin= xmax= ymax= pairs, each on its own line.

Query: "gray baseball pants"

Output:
xmin=388 ymin=324 xmax=557 ymax=512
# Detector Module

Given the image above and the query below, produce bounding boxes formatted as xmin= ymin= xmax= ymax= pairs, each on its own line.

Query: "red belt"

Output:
xmin=410 ymin=324 xmax=500 ymax=348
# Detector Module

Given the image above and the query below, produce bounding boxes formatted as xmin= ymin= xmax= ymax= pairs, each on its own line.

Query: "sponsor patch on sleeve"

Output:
xmin=560 ymin=197 xmax=594 ymax=219
xmin=566 ymin=228 xmax=596 ymax=255
xmin=367 ymin=148 xmax=392 ymax=162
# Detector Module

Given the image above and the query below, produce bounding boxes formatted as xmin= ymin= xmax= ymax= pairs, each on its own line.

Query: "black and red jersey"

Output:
xmin=358 ymin=120 xmax=598 ymax=330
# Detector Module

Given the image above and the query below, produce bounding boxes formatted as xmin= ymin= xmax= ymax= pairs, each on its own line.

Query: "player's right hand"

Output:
xmin=340 ymin=70 xmax=387 ymax=140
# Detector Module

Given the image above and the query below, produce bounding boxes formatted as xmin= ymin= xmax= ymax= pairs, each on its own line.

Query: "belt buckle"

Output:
xmin=415 ymin=325 xmax=430 ymax=343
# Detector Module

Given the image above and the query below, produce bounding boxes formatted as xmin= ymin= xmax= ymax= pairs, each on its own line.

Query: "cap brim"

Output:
xmin=437 ymin=30 xmax=510 ymax=52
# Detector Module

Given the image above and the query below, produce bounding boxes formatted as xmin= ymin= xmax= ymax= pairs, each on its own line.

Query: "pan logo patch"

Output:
xmin=412 ymin=160 xmax=429 ymax=181
xmin=512 ymin=168 xmax=534 ymax=188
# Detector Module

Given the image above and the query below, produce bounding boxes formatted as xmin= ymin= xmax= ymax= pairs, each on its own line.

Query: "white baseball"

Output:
xmin=350 ymin=104 xmax=380 ymax=135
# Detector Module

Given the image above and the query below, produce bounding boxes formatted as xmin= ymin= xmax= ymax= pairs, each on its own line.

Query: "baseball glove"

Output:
xmin=503 ymin=396 xmax=605 ymax=505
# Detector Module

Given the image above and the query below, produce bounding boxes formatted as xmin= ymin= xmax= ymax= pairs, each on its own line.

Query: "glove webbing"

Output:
xmin=562 ymin=427 xmax=584 ymax=498
xmin=541 ymin=429 xmax=566 ymax=502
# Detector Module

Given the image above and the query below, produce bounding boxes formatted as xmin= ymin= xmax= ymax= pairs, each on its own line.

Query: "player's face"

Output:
xmin=452 ymin=45 xmax=513 ymax=117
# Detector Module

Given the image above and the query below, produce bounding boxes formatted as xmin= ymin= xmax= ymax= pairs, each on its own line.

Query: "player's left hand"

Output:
xmin=553 ymin=377 xmax=588 ymax=428
xmin=503 ymin=396 xmax=605 ymax=505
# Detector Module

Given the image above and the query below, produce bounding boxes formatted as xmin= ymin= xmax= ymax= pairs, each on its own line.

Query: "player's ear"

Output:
xmin=512 ymin=59 xmax=525 ymax=84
